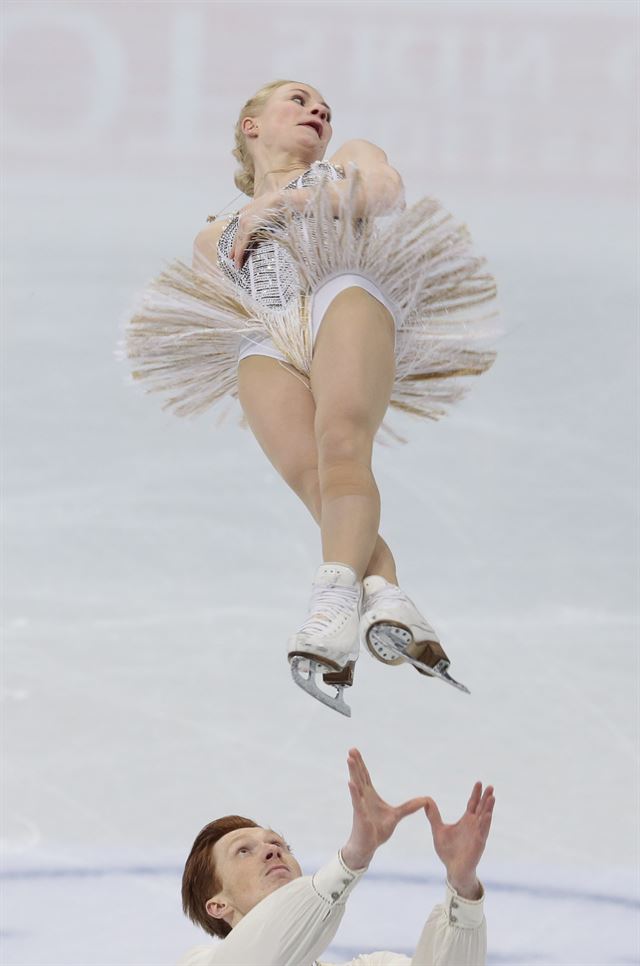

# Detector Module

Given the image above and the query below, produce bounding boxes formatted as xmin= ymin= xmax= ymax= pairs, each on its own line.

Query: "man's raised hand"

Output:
xmin=341 ymin=748 xmax=427 ymax=872
xmin=424 ymin=782 xmax=495 ymax=900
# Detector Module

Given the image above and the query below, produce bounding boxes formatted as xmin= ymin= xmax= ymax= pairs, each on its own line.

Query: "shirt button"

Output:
xmin=452 ymin=900 xmax=459 ymax=909
xmin=331 ymin=892 xmax=340 ymax=900
xmin=450 ymin=914 xmax=458 ymax=923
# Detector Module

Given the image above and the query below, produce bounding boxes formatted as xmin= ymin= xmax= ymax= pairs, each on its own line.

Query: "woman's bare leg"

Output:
xmin=310 ymin=287 xmax=396 ymax=580
xmin=365 ymin=536 xmax=397 ymax=583
xmin=237 ymin=355 xmax=397 ymax=583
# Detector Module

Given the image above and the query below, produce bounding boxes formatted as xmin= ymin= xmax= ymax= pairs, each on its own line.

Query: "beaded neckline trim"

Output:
xmin=207 ymin=160 xmax=344 ymax=224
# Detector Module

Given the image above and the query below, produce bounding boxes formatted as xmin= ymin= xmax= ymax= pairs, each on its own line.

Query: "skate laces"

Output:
xmin=299 ymin=583 xmax=360 ymax=636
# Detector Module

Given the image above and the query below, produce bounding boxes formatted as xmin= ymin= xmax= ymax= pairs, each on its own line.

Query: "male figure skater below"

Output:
xmin=180 ymin=749 xmax=495 ymax=965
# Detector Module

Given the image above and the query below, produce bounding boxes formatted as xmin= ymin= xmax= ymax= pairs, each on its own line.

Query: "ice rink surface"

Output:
xmin=2 ymin=2 xmax=638 ymax=964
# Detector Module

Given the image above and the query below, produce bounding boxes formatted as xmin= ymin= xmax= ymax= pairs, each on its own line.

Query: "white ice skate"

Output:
xmin=288 ymin=563 xmax=362 ymax=718
xmin=360 ymin=576 xmax=470 ymax=694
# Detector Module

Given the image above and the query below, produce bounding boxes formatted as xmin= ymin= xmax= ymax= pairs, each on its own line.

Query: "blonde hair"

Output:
xmin=232 ymin=79 xmax=302 ymax=197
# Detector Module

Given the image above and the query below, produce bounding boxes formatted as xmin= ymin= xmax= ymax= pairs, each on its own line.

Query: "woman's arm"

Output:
xmin=192 ymin=220 xmax=228 ymax=273
xmin=286 ymin=139 xmax=405 ymax=218
xmin=229 ymin=141 xmax=403 ymax=269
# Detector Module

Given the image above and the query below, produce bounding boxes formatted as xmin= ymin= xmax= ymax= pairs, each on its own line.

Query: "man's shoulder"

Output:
xmin=319 ymin=953 xmax=412 ymax=966
xmin=177 ymin=944 xmax=216 ymax=966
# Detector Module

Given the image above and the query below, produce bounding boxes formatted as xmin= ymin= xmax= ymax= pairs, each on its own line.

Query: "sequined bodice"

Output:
xmin=217 ymin=160 xmax=345 ymax=308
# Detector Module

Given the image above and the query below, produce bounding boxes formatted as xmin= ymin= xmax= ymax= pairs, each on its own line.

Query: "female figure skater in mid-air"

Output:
xmin=126 ymin=79 xmax=498 ymax=717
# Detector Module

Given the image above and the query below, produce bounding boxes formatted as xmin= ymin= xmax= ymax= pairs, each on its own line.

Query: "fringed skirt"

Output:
xmin=123 ymin=171 xmax=499 ymax=436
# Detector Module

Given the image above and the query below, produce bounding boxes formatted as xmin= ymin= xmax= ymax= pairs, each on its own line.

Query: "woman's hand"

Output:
xmin=424 ymin=782 xmax=495 ymax=900
xmin=341 ymin=748 xmax=427 ymax=871
xmin=230 ymin=191 xmax=284 ymax=270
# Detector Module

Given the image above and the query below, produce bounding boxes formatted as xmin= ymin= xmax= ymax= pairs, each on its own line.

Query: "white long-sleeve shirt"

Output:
xmin=178 ymin=852 xmax=486 ymax=966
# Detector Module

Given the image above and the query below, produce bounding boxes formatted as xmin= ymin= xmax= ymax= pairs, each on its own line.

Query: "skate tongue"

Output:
xmin=363 ymin=574 xmax=390 ymax=596
xmin=315 ymin=563 xmax=358 ymax=588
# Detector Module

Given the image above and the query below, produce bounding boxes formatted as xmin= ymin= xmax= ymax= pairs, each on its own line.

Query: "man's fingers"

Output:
xmin=466 ymin=782 xmax=483 ymax=814
xmin=478 ymin=803 xmax=495 ymax=844
xmin=347 ymin=754 xmax=362 ymax=792
xmin=347 ymin=780 xmax=362 ymax=806
xmin=349 ymin=748 xmax=371 ymax=788
xmin=358 ymin=750 xmax=373 ymax=787
xmin=482 ymin=799 xmax=495 ymax=823
xmin=478 ymin=786 xmax=494 ymax=814
xmin=396 ymin=796 xmax=428 ymax=820
xmin=424 ymin=797 xmax=443 ymax=830
xmin=480 ymin=794 xmax=495 ymax=825
xmin=348 ymin=748 xmax=363 ymax=782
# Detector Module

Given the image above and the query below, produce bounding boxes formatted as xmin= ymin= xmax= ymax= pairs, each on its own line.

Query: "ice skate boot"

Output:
xmin=360 ymin=576 xmax=470 ymax=694
xmin=288 ymin=563 xmax=362 ymax=717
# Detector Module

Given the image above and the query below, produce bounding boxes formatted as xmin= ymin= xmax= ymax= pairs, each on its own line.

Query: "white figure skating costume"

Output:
xmin=125 ymin=159 xmax=497 ymax=431
xmin=216 ymin=162 xmax=399 ymax=364
xmin=124 ymin=160 xmax=499 ymax=713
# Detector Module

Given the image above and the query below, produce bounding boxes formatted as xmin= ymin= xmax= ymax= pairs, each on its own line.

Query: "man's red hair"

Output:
xmin=181 ymin=815 xmax=259 ymax=938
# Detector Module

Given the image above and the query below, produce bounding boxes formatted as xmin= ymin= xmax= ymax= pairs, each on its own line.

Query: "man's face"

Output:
xmin=206 ymin=826 xmax=303 ymax=929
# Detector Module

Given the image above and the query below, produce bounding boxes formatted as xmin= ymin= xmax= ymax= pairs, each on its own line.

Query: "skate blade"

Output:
xmin=289 ymin=657 xmax=354 ymax=717
xmin=368 ymin=624 xmax=470 ymax=695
